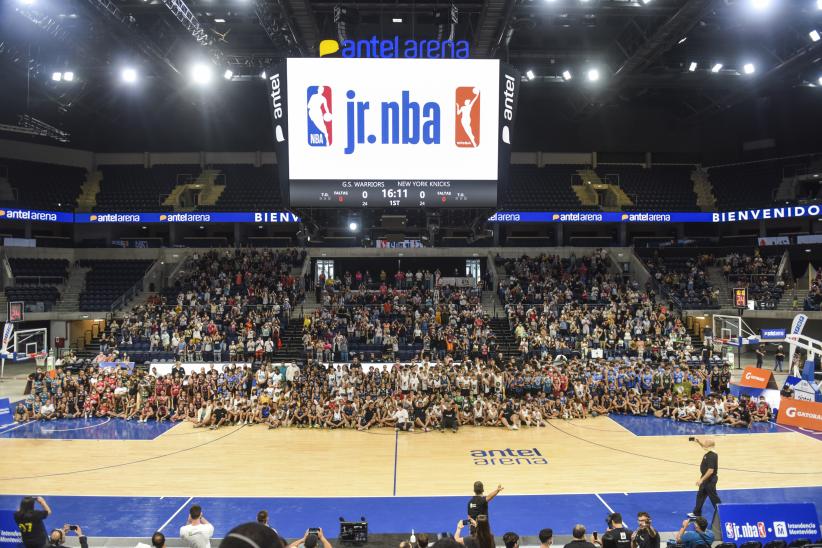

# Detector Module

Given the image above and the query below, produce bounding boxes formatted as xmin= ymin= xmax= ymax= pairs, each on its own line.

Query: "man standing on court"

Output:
xmin=180 ymin=505 xmax=214 ymax=548
xmin=467 ymin=482 xmax=504 ymax=521
xmin=689 ymin=438 xmax=721 ymax=519
xmin=602 ymin=513 xmax=632 ymax=548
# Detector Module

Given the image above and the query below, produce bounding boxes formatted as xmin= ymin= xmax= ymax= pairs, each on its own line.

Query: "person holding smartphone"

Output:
xmin=631 ymin=513 xmax=658 ymax=548
xmin=14 ymin=496 xmax=51 ymax=548
xmin=287 ymin=528 xmax=333 ymax=548
xmin=48 ymin=525 xmax=88 ymax=548
xmin=455 ymin=515 xmax=494 ymax=548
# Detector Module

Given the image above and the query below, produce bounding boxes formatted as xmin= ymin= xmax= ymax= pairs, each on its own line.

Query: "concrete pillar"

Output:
xmin=234 ymin=223 xmax=241 ymax=248
xmin=555 ymin=223 xmax=563 ymax=246
xmin=618 ymin=223 xmax=627 ymax=246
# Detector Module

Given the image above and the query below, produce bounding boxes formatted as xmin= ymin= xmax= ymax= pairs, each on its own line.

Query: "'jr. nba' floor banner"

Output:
xmin=719 ymin=503 xmax=820 ymax=545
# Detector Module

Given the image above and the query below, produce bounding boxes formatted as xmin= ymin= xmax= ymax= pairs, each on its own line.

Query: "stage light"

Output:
xmin=260 ymin=70 xmax=267 ymax=79
xmin=818 ymin=76 xmax=822 ymax=85
xmin=190 ymin=63 xmax=213 ymax=85
xmin=562 ymin=70 xmax=572 ymax=80
xmin=51 ymin=72 xmax=62 ymax=82
xmin=711 ymin=63 xmax=723 ymax=73
xmin=688 ymin=61 xmax=698 ymax=72
xmin=810 ymin=30 xmax=821 ymax=42
xmin=818 ymin=0 xmax=822 ymax=10
xmin=525 ymin=69 xmax=535 ymax=80
xmin=121 ymin=67 xmax=137 ymax=83
xmin=223 ymin=69 xmax=233 ymax=80
xmin=587 ymin=68 xmax=600 ymax=81
xmin=392 ymin=17 xmax=402 ymax=23
xmin=641 ymin=0 xmax=652 ymax=4
xmin=348 ymin=222 xmax=358 ymax=232
xmin=214 ymin=18 xmax=226 ymax=23
xmin=63 ymin=71 xmax=74 ymax=81
xmin=20 ymin=0 xmax=36 ymax=5
xmin=750 ymin=0 xmax=771 ymax=11
xmin=678 ymin=37 xmax=687 ymax=44
xmin=743 ymin=63 xmax=755 ymax=74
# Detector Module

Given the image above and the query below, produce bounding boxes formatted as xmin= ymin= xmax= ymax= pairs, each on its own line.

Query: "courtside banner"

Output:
xmin=0 ymin=208 xmax=73 ymax=223
xmin=0 ymin=508 xmax=23 ymax=545
xmin=74 ymin=212 xmax=300 ymax=223
xmin=777 ymin=397 xmax=822 ymax=431
xmin=739 ymin=367 xmax=774 ymax=389
xmin=719 ymin=503 xmax=819 ymax=544
xmin=0 ymin=398 xmax=12 ymax=427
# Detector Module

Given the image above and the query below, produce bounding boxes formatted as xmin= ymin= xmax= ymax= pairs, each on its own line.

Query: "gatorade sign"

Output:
xmin=739 ymin=367 xmax=773 ymax=389
xmin=777 ymin=397 xmax=822 ymax=432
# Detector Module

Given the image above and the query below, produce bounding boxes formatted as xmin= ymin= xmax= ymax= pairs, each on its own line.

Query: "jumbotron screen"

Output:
xmin=271 ymin=58 xmax=515 ymax=208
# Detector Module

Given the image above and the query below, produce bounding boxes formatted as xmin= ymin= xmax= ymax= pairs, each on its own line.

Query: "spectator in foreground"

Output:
xmin=180 ymin=505 xmax=214 ymax=548
xmin=151 ymin=532 xmax=166 ymax=548
xmin=417 ymin=533 xmax=430 ymax=548
xmin=455 ymin=515 xmax=494 ymax=548
xmin=539 ymin=528 xmax=554 ymax=548
xmin=675 ymin=517 xmax=713 ymax=548
xmin=503 ymin=532 xmax=520 ymax=548
xmin=222 ymin=522 xmax=285 ymax=548
xmin=566 ymin=525 xmax=598 ymax=548
xmin=14 ymin=496 xmax=51 ymax=548
xmin=286 ymin=528 xmax=333 ymax=548
xmin=48 ymin=525 xmax=88 ymax=548
xmin=602 ymin=513 xmax=632 ymax=548
xmin=631 ymin=513 xmax=658 ymax=548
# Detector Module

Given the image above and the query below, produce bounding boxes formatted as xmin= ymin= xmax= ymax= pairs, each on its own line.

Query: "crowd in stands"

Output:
xmin=305 ymin=271 xmax=492 ymax=363
xmin=90 ymin=249 xmax=305 ymax=363
xmin=806 ymin=268 xmax=822 ymax=311
xmin=15 ymin=249 xmax=771 ymax=431
xmin=718 ymin=253 xmax=785 ymax=310
xmin=642 ymin=253 xmax=718 ymax=309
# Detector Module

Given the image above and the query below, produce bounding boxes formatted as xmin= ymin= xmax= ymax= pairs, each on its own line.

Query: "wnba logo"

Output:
xmin=307 ymin=85 xmax=333 ymax=146
xmin=455 ymin=87 xmax=480 ymax=147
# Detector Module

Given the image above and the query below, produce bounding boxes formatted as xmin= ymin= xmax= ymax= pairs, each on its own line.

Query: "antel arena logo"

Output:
xmin=319 ymin=37 xmax=470 ymax=59
xmin=269 ymin=73 xmax=285 ymax=143
xmin=501 ymin=73 xmax=516 ymax=144
xmin=470 ymin=447 xmax=548 ymax=466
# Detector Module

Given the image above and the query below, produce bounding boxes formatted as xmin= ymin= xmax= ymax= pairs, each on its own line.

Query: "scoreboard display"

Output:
xmin=269 ymin=58 xmax=519 ymax=208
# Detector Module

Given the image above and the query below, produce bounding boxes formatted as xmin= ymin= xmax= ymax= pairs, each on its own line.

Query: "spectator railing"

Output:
xmin=13 ymin=275 xmax=66 ymax=285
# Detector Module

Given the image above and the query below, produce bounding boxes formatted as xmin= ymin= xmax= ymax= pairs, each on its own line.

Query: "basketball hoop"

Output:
xmin=33 ymin=351 xmax=47 ymax=367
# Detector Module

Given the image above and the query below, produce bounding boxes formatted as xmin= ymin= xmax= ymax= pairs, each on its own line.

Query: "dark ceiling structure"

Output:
xmin=0 ymin=0 xmax=821 ymax=153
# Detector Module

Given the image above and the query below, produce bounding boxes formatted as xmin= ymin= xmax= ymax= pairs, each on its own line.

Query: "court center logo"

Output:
xmin=455 ymin=87 xmax=480 ymax=147
xmin=307 ymin=86 xmax=333 ymax=146
xmin=470 ymin=448 xmax=547 ymax=466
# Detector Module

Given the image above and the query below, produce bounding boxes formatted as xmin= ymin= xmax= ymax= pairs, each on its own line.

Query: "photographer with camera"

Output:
xmin=455 ymin=515 xmax=493 ymax=548
xmin=179 ymin=505 xmax=214 ymax=548
xmin=631 ymin=513 xmax=658 ymax=548
xmin=602 ymin=513 xmax=632 ymax=548
xmin=675 ymin=517 xmax=713 ymax=548
xmin=47 ymin=525 xmax=88 ymax=548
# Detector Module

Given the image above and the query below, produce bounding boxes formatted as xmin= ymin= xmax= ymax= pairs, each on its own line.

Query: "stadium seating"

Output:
xmin=8 ymin=258 xmax=69 ymax=284
xmin=502 ymin=165 xmax=585 ymax=210
xmin=78 ymin=260 xmax=154 ymax=311
xmin=4 ymin=286 xmax=60 ymax=310
xmin=95 ymin=165 xmax=199 ymax=212
xmin=709 ymin=161 xmax=781 ymax=210
xmin=0 ymin=158 xmax=85 ymax=211
xmin=209 ymin=165 xmax=283 ymax=211
xmin=605 ymin=165 xmax=698 ymax=211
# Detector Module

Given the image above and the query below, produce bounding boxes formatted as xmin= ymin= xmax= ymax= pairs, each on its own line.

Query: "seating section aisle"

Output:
xmin=607 ymin=165 xmax=697 ymax=211
xmin=79 ymin=260 xmax=154 ymax=311
xmin=209 ymin=165 xmax=282 ymax=211
xmin=637 ymin=249 xmax=719 ymax=309
xmin=95 ymin=165 xmax=199 ymax=212
xmin=0 ymin=158 xmax=86 ymax=211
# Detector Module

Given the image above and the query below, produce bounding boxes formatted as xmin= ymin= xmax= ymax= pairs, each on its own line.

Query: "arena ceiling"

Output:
xmin=0 ymin=0 xmax=821 ymax=152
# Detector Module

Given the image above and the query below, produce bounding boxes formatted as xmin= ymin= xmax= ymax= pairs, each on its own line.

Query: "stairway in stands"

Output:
xmin=488 ymin=317 xmax=519 ymax=361
xmin=275 ymin=319 xmax=305 ymax=362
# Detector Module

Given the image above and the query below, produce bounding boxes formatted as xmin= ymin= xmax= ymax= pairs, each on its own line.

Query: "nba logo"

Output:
xmin=757 ymin=523 xmax=767 ymax=538
xmin=455 ymin=87 xmax=480 ymax=148
xmin=307 ymin=86 xmax=333 ymax=146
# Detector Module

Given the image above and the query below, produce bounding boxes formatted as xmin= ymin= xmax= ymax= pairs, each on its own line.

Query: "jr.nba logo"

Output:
xmin=307 ymin=86 xmax=333 ymax=146
xmin=455 ymin=87 xmax=480 ymax=147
